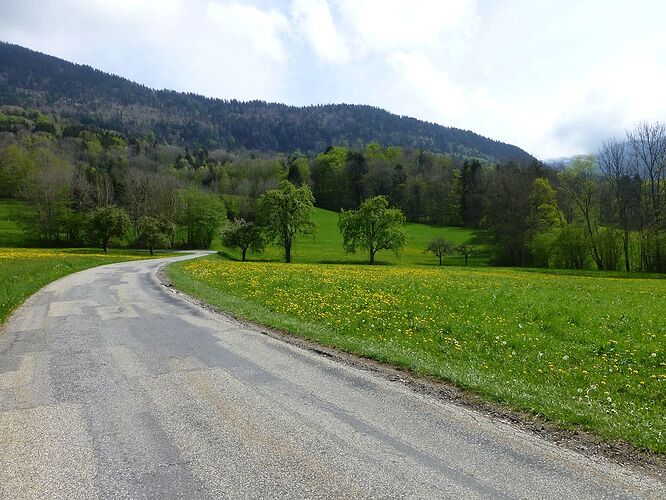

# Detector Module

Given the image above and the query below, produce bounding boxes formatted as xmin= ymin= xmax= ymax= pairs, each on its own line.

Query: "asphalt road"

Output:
xmin=0 ymin=253 xmax=663 ymax=499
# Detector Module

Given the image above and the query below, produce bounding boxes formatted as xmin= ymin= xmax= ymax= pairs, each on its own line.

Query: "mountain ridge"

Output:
xmin=0 ymin=42 xmax=534 ymax=163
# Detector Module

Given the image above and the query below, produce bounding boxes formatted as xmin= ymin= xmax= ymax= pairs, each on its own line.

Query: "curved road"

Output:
xmin=0 ymin=254 xmax=663 ymax=499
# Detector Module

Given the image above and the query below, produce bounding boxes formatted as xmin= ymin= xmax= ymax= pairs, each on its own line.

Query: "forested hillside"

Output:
xmin=2 ymin=104 xmax=666 ymax=273
xmin=2 ymin=43 xmax=666 ymax=274
xmin=0 ymin=42 xmax=532 ymax=163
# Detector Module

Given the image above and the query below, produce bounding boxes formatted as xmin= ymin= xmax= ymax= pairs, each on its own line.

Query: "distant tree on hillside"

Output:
xmin=338 ymin=195 xmax=406 ymax=265
xmin=425 ymin=237 xmax=454 ymax=266
xmin=259 ymin=181 xmax=315 ymax=263
xmin=456 ymin=243 xmax=474 ymax=266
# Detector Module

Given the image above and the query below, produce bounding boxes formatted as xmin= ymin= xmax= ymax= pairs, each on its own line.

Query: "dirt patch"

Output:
xmin=158 ymin=266 xmax=665 ymax=482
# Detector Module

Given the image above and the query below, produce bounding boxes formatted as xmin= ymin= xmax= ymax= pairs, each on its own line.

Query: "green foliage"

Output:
xmin=21 ymin=148 xmax=72 ymax=242
xmin=0 ymin=143 xmax=34 ymax=197
xmin=310 ymin=147 xmax=349 ymax=211
xmin=87 ymin=206 xmax=132 ymax=253
xmin=285 ymin=153 xmax=310 ymax=186
xmin=220 ymin=218 xmax=265 ymax=261
xmin=338 ymin=195 xmax=407 ymax=264
xmin=34 ymin=113 xmax=58 ymax=135
xmin=530 ymin=177 xmax=562 ymax=229
xmin=258 ymin=181 xmax=315 ymax=263
xmin=0 ymin=110 xmax=32 ymax=132
xmin=460 ymin=159 xmax=485 ymax=227
xmin=137 ymin=216 xmax=175 ymax=255
xmin=551 ymin=225 xmax=590 ymax=269
xmin=425 ymin=237 xmax=454 ymax=266
xmin=485 ymin=162 xmax=553 ymax=266
xmin=559 ymin=156 xmax=607 ymax=270
xmin=179 ymin=188 xmax=226 ymax=249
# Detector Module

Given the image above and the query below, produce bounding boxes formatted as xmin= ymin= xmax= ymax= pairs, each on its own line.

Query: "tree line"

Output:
xmin=482 ymin=122 xmax=666 ymax=272
xmin=1 ymin=105 xmax=665 ymax=272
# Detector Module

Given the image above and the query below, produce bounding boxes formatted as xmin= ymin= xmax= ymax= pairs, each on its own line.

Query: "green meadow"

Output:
xmin=170 ymin=208 xmax=666 ymax=454
xmin=0 ymin=199 xmax=36 ymax=247
xmin=213 ymin=207 xmax=489 ymax=266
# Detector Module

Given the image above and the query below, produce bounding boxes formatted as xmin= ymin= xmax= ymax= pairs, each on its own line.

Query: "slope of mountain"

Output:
xmin=0 ymin=42 xmax=533 ymax=162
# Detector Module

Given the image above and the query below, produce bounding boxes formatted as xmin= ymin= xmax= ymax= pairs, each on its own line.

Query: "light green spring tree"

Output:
xmin=338 ymin=195 xmax=406 ymax=265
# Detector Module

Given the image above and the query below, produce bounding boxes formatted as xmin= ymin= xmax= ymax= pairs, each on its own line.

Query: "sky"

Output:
xmin=2 ymin=0 xmax=666 ymax=159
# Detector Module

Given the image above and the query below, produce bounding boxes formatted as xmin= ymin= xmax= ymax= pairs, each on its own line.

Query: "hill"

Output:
xmin=0 ymin=42 xmax=533 ymax=163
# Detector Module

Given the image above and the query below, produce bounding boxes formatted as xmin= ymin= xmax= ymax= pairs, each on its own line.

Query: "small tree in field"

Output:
xmin=259 ymin=181 xmax=315 ymax=263
xmin=338 ymin=195 xmax=407 ymax=265
xmin=425 ymin=237 xmax=454 ymax=266
xmin=456 ymin=243 xmax=474 ymax=266
xmin=221 ymin=218 xmax=265 ymax=261
xmin=88 ymin=206 xmax=131 ymax=253
xmin=137 ymin=216 xmax=175 ymax=255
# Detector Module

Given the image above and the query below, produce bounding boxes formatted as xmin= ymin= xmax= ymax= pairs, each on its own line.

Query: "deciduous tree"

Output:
xmin=425 ymin=237 xmax=453 ymax=266
xmin=87 ymin=206 xmax=131 ymax=253
xmin=259 ymin=181 xmax=315 ymax=263
xmin=456 ymin=243 xmax=474 ymax=266
xmin=338 ymin=195 xmax=406 ymax=265
xmin=179 ymin=188 xmax=226 ymax=249
xmin=137 ymin=216 xmax=174 ymax=255
xmin=220 ymin=218 xmax=265 ymax=261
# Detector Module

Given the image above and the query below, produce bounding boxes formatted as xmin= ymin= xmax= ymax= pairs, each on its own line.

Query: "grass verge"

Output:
xmin=167 ymin=255 xmax=665 ymax=454
xmin=0 ymin=248 xmax=172 ymax=326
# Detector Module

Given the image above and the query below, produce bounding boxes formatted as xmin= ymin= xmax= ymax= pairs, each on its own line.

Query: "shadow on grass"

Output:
xmin=516 ymin=267 xmax=666 ymax=280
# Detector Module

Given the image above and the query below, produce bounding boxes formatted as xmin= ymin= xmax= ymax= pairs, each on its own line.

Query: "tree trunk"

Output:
xmin=149 ymin=246 xmax=154 ymax=256
xmin=464 ymin=255 xmax=468 ymax=266
xmin=241 ymin=248 xmax=247 ymax=261
xmin=438 ymin=255 xmax=442 ymax=266
xmin=285 ymin=242 xmax=291 ymax=263
xmin=657 ymin=238 xmax=662 ymax=273
xmin=623 ymin=229 xmax=630 ymax=272
xmin=103 ymin=238 xmax=109 ymax=254
xmin=370 ymin=249 xmax=375 ymax=265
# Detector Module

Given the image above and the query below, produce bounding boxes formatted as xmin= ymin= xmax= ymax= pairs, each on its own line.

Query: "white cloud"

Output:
xmin=385 ymin=51 xmax=469 ymax=121
xmin=292 ymin=0 xmax=350 ymax=64
xmin=337 ymin=0 xmax=478 ymax=56
xmin=207 ymin=2 xmax=289 ymax=63
xmin=537 ymin=52 xmax=666 ymax=157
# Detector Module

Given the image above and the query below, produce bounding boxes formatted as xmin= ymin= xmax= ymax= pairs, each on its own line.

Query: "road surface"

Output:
xmin=0 ymin=254 xmax=663 ymax=499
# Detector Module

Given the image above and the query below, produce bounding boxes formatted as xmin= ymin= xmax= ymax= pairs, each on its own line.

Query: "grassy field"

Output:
xmin=169 ymin=208 xmax=665 ymax=453
xmin=213 ymin=208 xmax=489 ymax=266
xmin=0 ymin=200 xmax=36 ymax=247
xmin=0 ymin=248 xmax=170 ymax=326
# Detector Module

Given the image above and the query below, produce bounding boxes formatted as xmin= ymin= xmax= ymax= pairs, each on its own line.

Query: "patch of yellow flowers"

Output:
xmin=0 ymin=248 xmax=138 ymax=261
